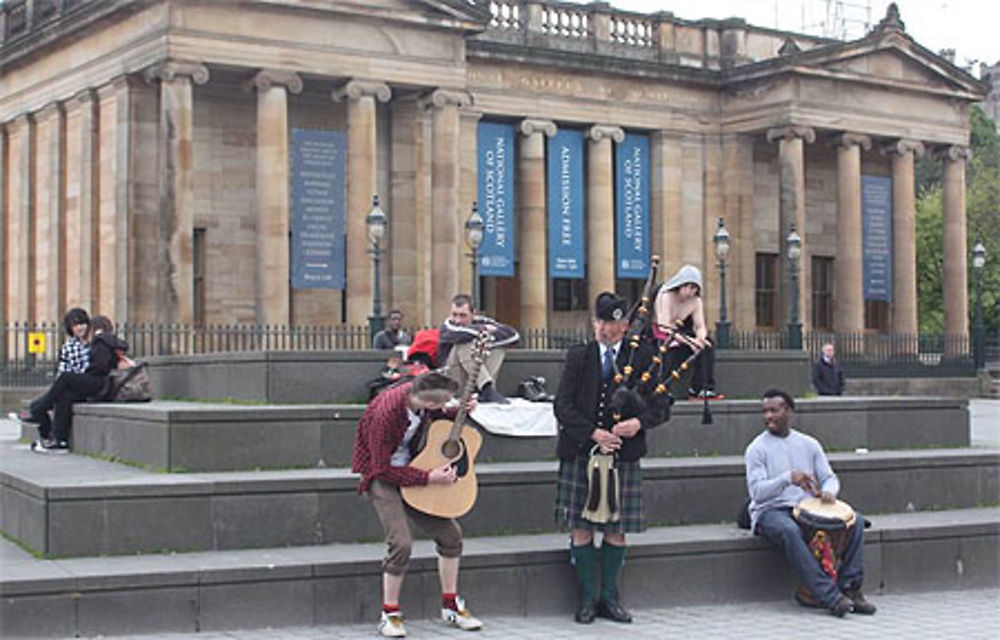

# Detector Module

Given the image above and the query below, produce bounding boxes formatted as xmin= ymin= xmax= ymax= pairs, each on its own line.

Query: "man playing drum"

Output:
xmin=744 ymin=389 xmax=876 ymax=617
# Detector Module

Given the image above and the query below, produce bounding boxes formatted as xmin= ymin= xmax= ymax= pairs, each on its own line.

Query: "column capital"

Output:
xmin=69 ymin=88 xmax=96 ymax=108
xmin=588 ymin=124 xmax=625 ymax=143
xmin=144 ymin=60 xmax=210 ymax=85
xmin=766 ymin=125 xmax=816 ymax=144
xmin=248 ymin=69 xmax=303 ymax=94
xmin=418 ymin=88 xmax=472 ymax=110
xmin=332 ymin=79 xmax=392 ymax=103
xmin=34 ymin=101 xmax=63 ymax=123
xmin=834 ymin=132 xmax=871 ymax=151
xmin=936 ymin=144 xmax=972 ymax=162
xmin=881 ymin=138 xmax=925 ymax=157
xmin=519 ymin=118 xmax=556 ymax=138
xmin=459 ymin=107 xmax=484 ymax=123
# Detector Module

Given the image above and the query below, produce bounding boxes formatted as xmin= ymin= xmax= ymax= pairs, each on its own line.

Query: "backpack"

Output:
xmin=107 ymin=356 xmax=153 ymax=402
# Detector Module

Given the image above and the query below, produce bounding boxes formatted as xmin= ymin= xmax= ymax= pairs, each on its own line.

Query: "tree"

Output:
xmin=916 ymin=106 xmax=1000 ymax=337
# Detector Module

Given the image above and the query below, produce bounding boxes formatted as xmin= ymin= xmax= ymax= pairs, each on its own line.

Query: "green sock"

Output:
xmin=599 ymin=543 xmax=627 ymax=602
xmin=571 ymin=542 xmax=597 ymax=606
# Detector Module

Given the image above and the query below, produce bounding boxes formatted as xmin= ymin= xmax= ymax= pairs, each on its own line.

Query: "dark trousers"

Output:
xmin=33 ymin=373 xmax=107 ymax=443
xmin=666 ymin=343 xmax=715 ymax=392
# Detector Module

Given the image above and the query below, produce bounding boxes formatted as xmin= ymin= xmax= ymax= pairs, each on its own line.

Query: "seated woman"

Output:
xmin=652 ymin=265 xmax=720 ymax=399
xmin=27 ymin=315 xmax=128 ymax=454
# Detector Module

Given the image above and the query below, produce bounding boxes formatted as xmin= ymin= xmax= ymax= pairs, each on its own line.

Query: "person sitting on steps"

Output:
xmin=438 ymin=293 xmax=519 ymax=404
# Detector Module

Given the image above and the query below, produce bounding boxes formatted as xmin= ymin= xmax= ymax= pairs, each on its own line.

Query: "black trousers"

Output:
xmin=666 ymin=343 xmax=716 ymax=392
xmin=33 ymin=373 xmax=107 ymax=442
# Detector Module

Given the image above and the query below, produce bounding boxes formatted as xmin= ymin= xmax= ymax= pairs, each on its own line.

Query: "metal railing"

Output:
xmin=2 ymin=322 xmax=995 ymax=386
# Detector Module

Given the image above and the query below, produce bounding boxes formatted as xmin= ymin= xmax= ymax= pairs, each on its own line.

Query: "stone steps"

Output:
xmin=2 ymin=507 xmax=997 ymax=637
xmin=2 ymin=432 xmax=996 ymax=557
xmin=64 ymin=396 xmax=969 ymax=472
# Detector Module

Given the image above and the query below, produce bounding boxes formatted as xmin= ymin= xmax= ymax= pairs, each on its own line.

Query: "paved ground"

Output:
xmin=94 ymin=589 xmax=1000 ymax=639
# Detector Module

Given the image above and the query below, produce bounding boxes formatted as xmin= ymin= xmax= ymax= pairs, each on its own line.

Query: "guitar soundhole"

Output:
xmin=441 ymin=439 xmax=461 ymax=459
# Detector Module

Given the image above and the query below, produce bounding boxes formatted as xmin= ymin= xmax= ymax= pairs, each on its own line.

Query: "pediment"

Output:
xmin=815 ymin=41 xmax=981 ymax=95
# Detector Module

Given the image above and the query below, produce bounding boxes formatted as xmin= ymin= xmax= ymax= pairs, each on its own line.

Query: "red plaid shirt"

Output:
xmin=352 ymin=382 xmax=456 ymax=493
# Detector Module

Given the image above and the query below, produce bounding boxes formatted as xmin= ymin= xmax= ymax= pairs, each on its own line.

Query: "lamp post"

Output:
xmin=464 ymin=202 xmax=485 ymax=310
xmin=365 ymin=195 xmax=387 ymax=341
xmin=786 ymin=223 xmax=803 ymax=350
xmin=972 ymin=237 xmax=986 ymax=372
xmin=713 ymin=217 xmax=731 ymax=348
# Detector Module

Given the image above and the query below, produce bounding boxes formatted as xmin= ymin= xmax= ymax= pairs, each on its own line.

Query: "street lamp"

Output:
xmin=972 ymin=237 xmax=986 ymax=371
xmin=786 ymin=223 xmax=803 ymax=350
xmin=464 ymin=202 xmax=485 ymax=310
xmin=713 ymin=217 xmax=731 ymax=349
xmin=366 ymin=195 xmax=387 ymax=341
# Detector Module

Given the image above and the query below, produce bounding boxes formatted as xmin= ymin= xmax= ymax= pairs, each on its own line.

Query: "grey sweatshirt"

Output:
xmin=744 ymin=428 xmax=840 ymax=532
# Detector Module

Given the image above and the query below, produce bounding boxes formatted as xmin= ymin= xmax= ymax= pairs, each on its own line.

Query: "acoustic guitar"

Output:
xmin=400 ymin=329 xmax=490 ymax=518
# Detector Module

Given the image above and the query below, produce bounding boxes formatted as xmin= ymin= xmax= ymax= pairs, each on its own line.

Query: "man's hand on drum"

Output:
xmin=819 ymin=490 xmax=836 ymax=504
xmin=790 ymin=470 xmax=818 ymax=494
xmin=592 ymin=427 xmax=622 ymax=453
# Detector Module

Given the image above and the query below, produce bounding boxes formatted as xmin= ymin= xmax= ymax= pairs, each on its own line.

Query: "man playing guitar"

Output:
xmin=351 ymin=372 xmax=482 ymax=637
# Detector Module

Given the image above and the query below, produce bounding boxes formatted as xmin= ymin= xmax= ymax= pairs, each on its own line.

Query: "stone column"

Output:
xmin=941 ymin=145 xmax=972 ymax=344
xmin=95 ymin=77 xmax=133 ymax=321
xmin=650 ymin=131 xmax=682 ymax=278
xmin=518 ymin=119 xmax=556 ymax=330
xmin=767 ymin=126 xmax=815 ymax=333
xmin=587 ymin=124 xmax=624 ymax=303
xmin=420 ymin=89 xmax=471 ymax=322
xmin=64 ymin=90 xmax=97 ymax=312
xmin=458 ymin=108 xmax=483 ymax=305
xmin=7 ymin=115 xmax=34 ymax=324
xmin=333 ymin=80 xmax=391 ymax=326
xmin=0 ymin=126 xmax=5 ymax=327
xmin=883 ymin=139 xmax=924 ymax=337
xmin=145 ymin=61 xmax=209 ymax=326
xmin=721 ymin=134 xmax=755 ymax=331
xmin=32 ymin=103 xmax=65 ymax=324
xmin=834 ymin=133 xmax=871 ymax=336
xmin=248 ymin=69 xmax=302 ymax=326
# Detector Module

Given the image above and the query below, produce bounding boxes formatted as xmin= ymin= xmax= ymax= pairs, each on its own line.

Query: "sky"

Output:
xmin=567 ymin=0 xmax=999 ymax=76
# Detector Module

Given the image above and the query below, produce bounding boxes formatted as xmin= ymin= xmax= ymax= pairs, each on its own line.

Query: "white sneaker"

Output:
xmin=441 ymin=596 xmax=482 ymax=631
xmin=377 ymin=611 xmax=406 ymax=638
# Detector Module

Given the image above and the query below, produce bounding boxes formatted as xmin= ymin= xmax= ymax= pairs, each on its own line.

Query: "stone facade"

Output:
xmin=0 ymin=0 xmax=988 ymax=336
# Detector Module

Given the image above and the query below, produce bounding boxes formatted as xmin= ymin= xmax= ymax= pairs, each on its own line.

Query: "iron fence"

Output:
xmin=1 ymin=322 xmax=995 ymax=385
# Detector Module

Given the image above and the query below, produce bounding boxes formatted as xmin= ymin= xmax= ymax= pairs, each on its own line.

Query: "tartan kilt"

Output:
xmin=554 ymin=454 xmax=645 ymax=534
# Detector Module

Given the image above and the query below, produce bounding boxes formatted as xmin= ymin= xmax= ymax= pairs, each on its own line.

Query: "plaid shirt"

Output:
xmin=351 ymin=382 xmax=456 ymax=493
xmin=58 ymin=337 xmax=90 ymax=374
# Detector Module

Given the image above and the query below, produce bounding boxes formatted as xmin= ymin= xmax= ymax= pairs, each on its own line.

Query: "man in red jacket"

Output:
xmin=352 ymin=372 xmax=483 ymax=638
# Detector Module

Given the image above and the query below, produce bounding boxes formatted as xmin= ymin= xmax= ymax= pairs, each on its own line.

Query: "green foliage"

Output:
xmin=916 ymin=106 xmax=1000 ymax=335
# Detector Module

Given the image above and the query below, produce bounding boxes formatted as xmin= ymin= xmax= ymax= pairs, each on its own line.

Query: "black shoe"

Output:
xmin=596 ymin=598 xmax=632 ymax=623
xmin=829 ymin=595 xmax=852 ymax=618
xmin=478 ymin=383 xmax=510 ymax=405
xmin=844 ymin=588 xmax=876 ymax=615
xmin=31 ymin=439 xmax=69 ymax=455
xmin=574 ymin=603 xmax=596 ymax=624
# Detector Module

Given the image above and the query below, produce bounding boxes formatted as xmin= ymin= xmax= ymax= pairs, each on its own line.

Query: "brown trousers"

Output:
xmin=368 ymin=479 xmax=463 ymax=575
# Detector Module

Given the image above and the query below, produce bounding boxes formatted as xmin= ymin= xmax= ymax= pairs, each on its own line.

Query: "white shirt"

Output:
xmin=390 ymin=408 xmax=423 ymax=467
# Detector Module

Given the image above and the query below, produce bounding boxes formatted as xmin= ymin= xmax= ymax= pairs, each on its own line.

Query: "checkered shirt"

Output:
xmin=58 ymin=337 xmax=90 ymax=374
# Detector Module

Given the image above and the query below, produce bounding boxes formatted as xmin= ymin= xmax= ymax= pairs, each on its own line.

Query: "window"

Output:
xmin=811 ymin=256 xmax=833 ymax=330
xmin=755 ymin=253 xmax=779 ymax=327
xmin=615 ymin=278 xmax=644 ymax=305
xmin=553 ymin=278 xmax=588 ymax=311
xmin=865 ymin=300 xmax=889 ymax=332
xmin=193 ymin=228 xmax=206 ymax=326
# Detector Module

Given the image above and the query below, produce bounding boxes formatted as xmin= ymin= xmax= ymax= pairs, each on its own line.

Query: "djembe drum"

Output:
xmin=792 ymin=497 xmax=856 ymax=606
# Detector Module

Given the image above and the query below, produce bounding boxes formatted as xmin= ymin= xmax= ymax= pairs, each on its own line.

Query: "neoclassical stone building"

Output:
xmin=0 ymin=0 xmax=987 ymax=336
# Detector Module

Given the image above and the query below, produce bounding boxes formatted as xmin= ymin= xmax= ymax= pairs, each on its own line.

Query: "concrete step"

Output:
xmin=2 ymin=507 xmax=997 ymax=638
xmin=2 ymin=430 xmax=996 ymax=557
xmin=64 ymin=396 xmax=969 ymax=472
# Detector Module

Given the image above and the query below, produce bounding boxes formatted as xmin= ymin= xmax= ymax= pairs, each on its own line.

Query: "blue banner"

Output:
xmin=548 ymin=129 xmax=585 ymax=279
xmin=615 ymin=133 xmax=650 ymax=278
xmin=290 ymin=129 xmax=346 ymax=289
xmin=861 ymin=175 xmax=893 ymax=301
xmin=476 ymin=122 xmax=516 ymax=276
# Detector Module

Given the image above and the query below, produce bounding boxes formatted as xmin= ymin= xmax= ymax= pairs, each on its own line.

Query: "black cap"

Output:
xmin=595 ymin=292 xmax=627 ymax=322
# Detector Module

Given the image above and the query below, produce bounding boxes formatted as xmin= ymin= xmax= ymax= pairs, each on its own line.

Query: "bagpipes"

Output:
xmin=606 ymin=256 xmax=715 ymax=427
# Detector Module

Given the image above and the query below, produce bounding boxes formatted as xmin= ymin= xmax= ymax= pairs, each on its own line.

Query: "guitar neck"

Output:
xmin=448 ymin=330 xmax=490 ymax=440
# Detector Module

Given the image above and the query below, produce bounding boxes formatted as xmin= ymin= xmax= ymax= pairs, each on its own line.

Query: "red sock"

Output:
xmin=442 ymin=593 xmax=458 ymax=610
xmin=382 ymin=604 xmax=400 ymax=614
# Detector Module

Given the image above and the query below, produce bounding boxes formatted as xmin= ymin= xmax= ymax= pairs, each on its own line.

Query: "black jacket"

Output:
xmin=812 ymin=358 xmax=845 ymax=396
xmin=85 ymin=332 xmax=129 ymax=377
xmin=554 ymin=340 xmax=669 ymax=462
